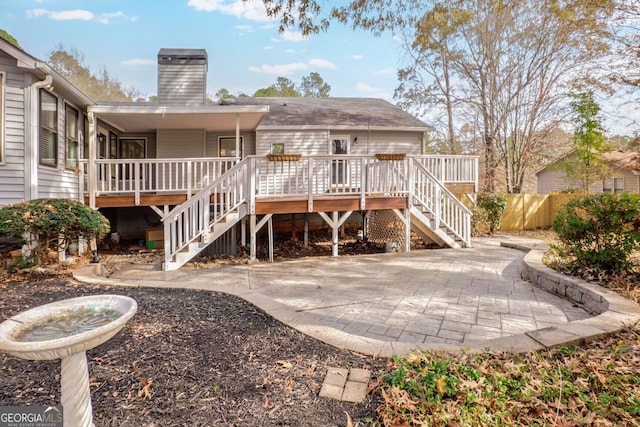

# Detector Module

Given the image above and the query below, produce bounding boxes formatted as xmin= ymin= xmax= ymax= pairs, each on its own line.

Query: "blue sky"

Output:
xmin=1 ymin=0 xmax=402 ymax=101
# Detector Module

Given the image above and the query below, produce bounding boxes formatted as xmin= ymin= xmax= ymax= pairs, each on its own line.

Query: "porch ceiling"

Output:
xmin=88 ymin=104 xmax=269 ymax=133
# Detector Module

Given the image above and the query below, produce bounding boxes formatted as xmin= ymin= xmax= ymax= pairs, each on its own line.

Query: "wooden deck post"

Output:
xmin=318 ymin=211 xmax=353 ymax=257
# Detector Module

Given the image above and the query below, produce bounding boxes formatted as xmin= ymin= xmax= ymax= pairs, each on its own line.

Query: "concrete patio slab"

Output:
xmin=73 ymin=237 xmax=640 ymax=357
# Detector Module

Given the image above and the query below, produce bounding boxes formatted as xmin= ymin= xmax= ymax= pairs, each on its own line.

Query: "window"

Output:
xmin=65 ymin=104 xmax=79 ymax=170
xmin=330 ymin=135 xmax=350 ymax=185
xmin=0 ymin=72 xmax=4 ymax=164
xmin=82 ymin=116 xmax=89 ymax=160
xmin=119 ymin=138 xmax=146 ymax=159
xmin=39 ymin=90 xmax=58 ymax=167
xmin=614 ymin=177 xmax=624 ymax=193
xmin=271 ymin=143 xmax=284 ymax=154
xmin=219 ymin=136 xmax=243 ymax=157
xmin=603 ymin=177 xmax=625 ymax=193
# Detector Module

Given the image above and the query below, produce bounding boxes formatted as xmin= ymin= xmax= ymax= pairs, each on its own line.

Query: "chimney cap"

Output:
xmin=158 ymin=48 xmax=207 ymax=65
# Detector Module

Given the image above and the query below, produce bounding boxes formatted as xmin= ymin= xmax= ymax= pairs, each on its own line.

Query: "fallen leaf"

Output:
xmin=276 ymin=360 xmax=293 ymax=369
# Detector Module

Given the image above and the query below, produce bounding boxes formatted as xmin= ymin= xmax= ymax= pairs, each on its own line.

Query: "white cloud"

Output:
xmin=309 ymin=58 xmax=336 ymax=70
xmin=27 ymin=8 xmax=93 ymax=20
xmin=121 ymin=58 xmax=155 ymax=66
xmin=356 ymin=82 xmax=380 ymax=92
xmin=264 ymin=46 xmax=274 ymax=50
xmin=352 ymin=54 xmax=364 ymax=60
xmin=188 ymin=0 xmax=271 ymax=22
xmin=234 ymin=25 xmax=253 ymax=31
xmin=280 ymin=30 xmax=307 ymax=42
xmin=26 ymin=8 xmax=136 ymax=24
xmin=248 ymin=62 xmax=308 ymax=75
xmin=284 ymin=49 xmax=295 ymax=54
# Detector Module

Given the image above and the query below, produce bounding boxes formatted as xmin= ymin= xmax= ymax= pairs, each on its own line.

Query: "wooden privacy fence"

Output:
xmin=499 ymin=193 xmax=583 ymax=231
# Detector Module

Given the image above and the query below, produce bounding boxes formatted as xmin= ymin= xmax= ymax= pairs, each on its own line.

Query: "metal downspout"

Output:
xmin=27 ymin=65 xmax=53 ymax=200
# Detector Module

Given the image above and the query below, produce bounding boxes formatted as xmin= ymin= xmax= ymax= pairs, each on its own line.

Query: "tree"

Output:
xmin=0 ymin=199 xmax=110 ymax=266
xmin=395 ymin=0 xmax=613 ymax=193
xmin=48 ymin=46 xmax=141 ymax=102
xmin=298 ymin=72 xmax=331 ymax=97
xmin=257 ymin=0 xmax=617 ymax=193
xmin=254 ymin=77 xmax=301 ymax=97
xmin=0 ymin=29 xmax=20 ymax=48
xmin=557 ymin=91 xmax=611 ymax=192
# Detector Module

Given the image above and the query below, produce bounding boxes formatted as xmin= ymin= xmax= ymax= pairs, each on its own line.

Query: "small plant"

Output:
xmin=551 ymin=193 xmax=640 ymax=273
xmin=472 ymin=193 xmax=507 ymax=235
xmin=0 ymin=198 xmax=110 ymax=266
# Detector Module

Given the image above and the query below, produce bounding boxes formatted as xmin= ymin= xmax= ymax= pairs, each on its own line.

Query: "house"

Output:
xmin=0 ymin=40 xmax=478 ymax=270
xmin=534 ymin=150 xmax=640 ymax=194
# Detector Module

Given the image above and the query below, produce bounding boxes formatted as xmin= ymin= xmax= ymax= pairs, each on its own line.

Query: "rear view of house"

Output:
xmin=0 ymin=39 xmax=479 ymax=270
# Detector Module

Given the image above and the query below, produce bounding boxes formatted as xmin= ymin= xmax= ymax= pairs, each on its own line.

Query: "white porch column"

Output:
xmin=235 ymin=114 xmax=241 ymax=160
xmin=88 ymin=112 xmax=97 ymax=209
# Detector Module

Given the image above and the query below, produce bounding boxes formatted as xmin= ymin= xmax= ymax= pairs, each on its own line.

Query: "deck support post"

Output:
xmin=303 ymin=214 xmax=309 ymax=247
xmin=249 ymin=214 xmax=273 ymax=261
xmin=241 ymin=217 xmax=247 ymax=247
xmin=318 ymin=211 xmax=353 ymax=257
xmin=392 ymin=208 xmax=411 ymax=252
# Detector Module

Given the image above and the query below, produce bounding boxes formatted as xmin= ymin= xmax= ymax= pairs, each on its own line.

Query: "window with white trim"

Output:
xmin=603 ymin=177 xmax=624 ymax=193
xmin=219 ymin=136 xmax=243 ymax=157
xmin=65 ymin=104 xmax=79 ymax=170
xmin=39 ymin=90 xmax=58 ymax=167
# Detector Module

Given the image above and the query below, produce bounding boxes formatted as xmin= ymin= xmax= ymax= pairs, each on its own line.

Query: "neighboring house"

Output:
xmin=534 ymin=150 xmax=640 ymax=194
xmin=0 ymin=40 xmax=478 ymax=270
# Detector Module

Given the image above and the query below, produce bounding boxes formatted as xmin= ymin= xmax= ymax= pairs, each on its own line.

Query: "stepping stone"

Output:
xmin=319 ymin=367 xmax=371 ymax=403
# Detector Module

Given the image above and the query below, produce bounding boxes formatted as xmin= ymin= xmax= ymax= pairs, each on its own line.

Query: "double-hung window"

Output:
xmin=39 ymin=90 xmax=58 ymax=167
xmin=65 ymin=104 xmax=79 ymax=170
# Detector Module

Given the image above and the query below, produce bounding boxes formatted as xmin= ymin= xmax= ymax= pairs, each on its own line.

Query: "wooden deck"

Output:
xmin=88 ymin=193 xmax=409 ymax=213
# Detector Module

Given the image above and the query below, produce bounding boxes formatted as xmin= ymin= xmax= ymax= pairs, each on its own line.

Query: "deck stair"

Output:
xmin=161 ymin=156 xmax=473 ymax=271
xmin=409 ymin=159 xmax=472 ymax=249
xmin=163 ymin=159 xmax=250 ymax=271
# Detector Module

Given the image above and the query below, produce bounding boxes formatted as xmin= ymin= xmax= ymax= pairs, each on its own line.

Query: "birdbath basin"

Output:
xmin=0 ymin=295 xmax=137 ymax=427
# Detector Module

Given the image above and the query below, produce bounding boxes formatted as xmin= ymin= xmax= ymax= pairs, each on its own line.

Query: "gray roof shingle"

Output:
xmin=232 ymin=97 xmax=431 ymax=130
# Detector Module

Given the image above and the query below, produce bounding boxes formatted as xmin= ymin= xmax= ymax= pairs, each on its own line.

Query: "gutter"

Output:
xmin=26 ymin=62 xmax=53 ymax=200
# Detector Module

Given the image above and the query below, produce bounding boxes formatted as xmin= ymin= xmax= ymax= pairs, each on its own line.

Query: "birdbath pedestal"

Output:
xmin=0 ymin=295 xmax=137 ymax=427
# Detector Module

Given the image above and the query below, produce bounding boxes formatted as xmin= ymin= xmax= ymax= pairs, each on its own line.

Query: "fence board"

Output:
xmin=499 ymin=193 xmax=582 ymax=231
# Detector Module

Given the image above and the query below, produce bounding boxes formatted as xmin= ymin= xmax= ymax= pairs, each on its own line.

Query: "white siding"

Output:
xmin=0 ymin=56 xmax=27 ymax=206
xmin=256 ymin=130 xmax=328 ymax=155
xmin=255 ymin=129 xmax=423 ymax=156
xmin=347 ymin=130 xmax=424 ymax=156
xmin=157 ymin=129 xmax=205 ymax=158
xmin=537 ymin=166 xmax=640 ymax=194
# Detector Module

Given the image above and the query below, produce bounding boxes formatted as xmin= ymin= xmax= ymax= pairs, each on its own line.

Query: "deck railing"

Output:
xmin=82 ymin=158 xmax=236 ymax=198
xmin=416 ymin=155 xmax=479 ymax=191
xmin=412 ymin=159 xmax=472 ymax=246
xmin=81 ymin=155 xmax=478 ymax=207
xmin=164 ymin=160 xmax=249 ymax=268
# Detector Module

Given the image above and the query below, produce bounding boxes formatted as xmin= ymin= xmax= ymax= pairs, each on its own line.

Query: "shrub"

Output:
xmin=472 ymin=193 xmax=507 ymax=235
xmin=552 ymin=193 xmax=640 ymax=273
xmin=0 ymin=198 xmax=110 ymax=266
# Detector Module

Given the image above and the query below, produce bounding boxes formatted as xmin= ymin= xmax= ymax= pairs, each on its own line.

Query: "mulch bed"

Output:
xmin=0 ymin=273 xmax=387 ymax=426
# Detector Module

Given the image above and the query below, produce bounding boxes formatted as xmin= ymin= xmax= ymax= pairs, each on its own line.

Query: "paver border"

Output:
xmin=73 ymin=239 xmax=640 ymax=358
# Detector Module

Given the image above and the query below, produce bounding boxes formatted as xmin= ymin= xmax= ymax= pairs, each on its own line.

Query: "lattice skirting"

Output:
xmin=366 ymin=210 xmax=405 ymax=251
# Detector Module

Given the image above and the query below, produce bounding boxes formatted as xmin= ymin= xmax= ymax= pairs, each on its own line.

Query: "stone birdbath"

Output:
xmin=0 ymin=295 xmax=137 ymax=427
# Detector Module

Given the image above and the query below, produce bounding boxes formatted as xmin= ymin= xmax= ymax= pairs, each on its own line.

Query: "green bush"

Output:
xmin=552 ymin=193 xmax=640 ymax=273
xmin=472 ymin=193 xmax=507 ymax=235
xmin=0 ymin=198 xmax=110 ymax=265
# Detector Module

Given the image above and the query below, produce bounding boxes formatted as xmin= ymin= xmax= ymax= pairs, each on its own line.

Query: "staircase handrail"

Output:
xmin=163 ymin=158 xmax=249 ymax=270
xmin=411 ymin=159 xmax=472 ymax=246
